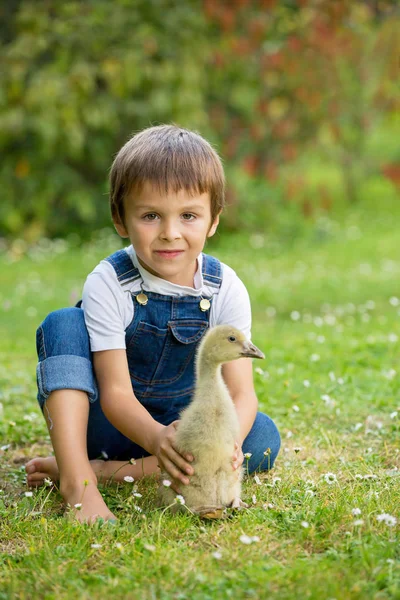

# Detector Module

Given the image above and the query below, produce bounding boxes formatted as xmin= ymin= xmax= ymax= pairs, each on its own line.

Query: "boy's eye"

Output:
xmin=182 ymin=213 xmax=196 ymax=221
xmin=142 ymin=213 xmax=159 ymax=221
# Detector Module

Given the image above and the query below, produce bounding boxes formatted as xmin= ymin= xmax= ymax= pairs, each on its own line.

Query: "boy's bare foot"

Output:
xmin=25 ymin=457 xmax=60 ymax=486
xmin=25 ymin=457 xmax=106 ymax=487
xmin=61 ymin=478 xmax=117 ymax=524
xmin=25 ymin=459 xmax=116 ymax=523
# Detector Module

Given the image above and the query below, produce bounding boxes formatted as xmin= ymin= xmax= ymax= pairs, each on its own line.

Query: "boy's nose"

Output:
xmin=160 ymin=220 xmax=181 ymax=241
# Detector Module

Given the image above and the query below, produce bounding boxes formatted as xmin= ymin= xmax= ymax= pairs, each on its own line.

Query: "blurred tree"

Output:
xmin=204 ymin=0 xmax=399 ymax=222
xmin=0 ymin=0 xmax=398 ymax=239
xmin=0 ymin=0 xmax=209 ymax=239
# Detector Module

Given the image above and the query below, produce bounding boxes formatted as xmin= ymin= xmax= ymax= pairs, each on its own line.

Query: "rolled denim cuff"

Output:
xmin=36 ymin=355 xmax=99 ymax=408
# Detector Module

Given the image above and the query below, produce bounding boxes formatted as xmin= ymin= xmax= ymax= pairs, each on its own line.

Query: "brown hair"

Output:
xmin=110 ymin=125 xmax=225 ymax=225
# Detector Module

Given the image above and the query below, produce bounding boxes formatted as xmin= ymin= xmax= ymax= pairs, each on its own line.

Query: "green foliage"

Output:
xmin=0 ymin=0 xmax=399 ymax=239
xmin=0 ymin=0 xmax=209 ymax=238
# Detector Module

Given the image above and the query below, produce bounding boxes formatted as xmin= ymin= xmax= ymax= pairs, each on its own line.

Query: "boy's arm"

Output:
xmin=222 ymin=357 xmax=258 ymax=450
xmin=93 ymin=349 xmax=194 ymax=484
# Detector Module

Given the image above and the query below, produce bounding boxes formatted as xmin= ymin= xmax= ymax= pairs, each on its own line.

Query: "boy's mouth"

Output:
xmin=154 ymin=250 xmax=184 ymax=259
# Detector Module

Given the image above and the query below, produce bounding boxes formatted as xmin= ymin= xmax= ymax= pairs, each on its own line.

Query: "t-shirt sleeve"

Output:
xmin=214 ymin=265 xmax=252 ymax=339
xmin=81 ymin=263 xmax=130 ymax=351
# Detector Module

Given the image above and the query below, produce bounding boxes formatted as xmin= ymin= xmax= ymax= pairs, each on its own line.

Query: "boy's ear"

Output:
xmin=113 ymin=213 xmax=129 ymax=238
xmin=207 ymin=212 xmax=221 ymax=238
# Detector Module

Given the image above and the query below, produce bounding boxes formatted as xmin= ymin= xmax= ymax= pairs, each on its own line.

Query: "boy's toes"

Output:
xmin=25 ymin=459 xmax=38 ymax=475
xmin=27 ymin=472 xmax=48 ymax=487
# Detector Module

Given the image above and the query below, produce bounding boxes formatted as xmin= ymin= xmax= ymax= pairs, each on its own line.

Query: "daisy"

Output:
xmin=353 ymin=519 xmax=364 ymax=527
xmin=376 ymin=513 xmax=397 ymax=527
xmin=323 ymin=473 xmax=337 ymax=484
xmin=301 ymin=521 xmax=309 ymax=528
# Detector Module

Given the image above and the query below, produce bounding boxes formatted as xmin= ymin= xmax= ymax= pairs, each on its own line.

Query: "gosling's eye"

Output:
xmin=228 ymin=336 xmax=236 ymax=343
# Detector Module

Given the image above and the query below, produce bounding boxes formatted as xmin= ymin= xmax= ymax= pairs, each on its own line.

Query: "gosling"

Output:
xmin=158 ymin=325 xmax=264 ymax=518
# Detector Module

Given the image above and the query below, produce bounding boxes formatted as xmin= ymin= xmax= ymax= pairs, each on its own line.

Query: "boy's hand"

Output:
xmin=232 ymin=441 xmax=244 ymax=471
xmin=154 ymin=421 xmax=194 ymax=487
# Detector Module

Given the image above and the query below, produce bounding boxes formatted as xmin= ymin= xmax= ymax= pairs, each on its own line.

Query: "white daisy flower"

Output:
xmin=133 ymin=492 xmax=142 ymax=498
xmin=239 ymin=535 xmax=252 ymax=545
xmin=351 ymin=508 xmax=361 ymax=516
xmin=243 ymin=453 xmax=252 ymax=460
xmin=353 ymin=519 xmax=364 ymax=527
xmin=305 ymin=490 xmax=315 ymax=497
xmin=254 ymin=475 xmax=261 ymax=485
xmin=162 ymin=479 xmax=171 ymax=487
xmin=323 ymin=472 xmax=337 ymax=484
xmin=301 ymin=521 xmax=309 ymax=528
xmin=175 ymin=495 xmax=185 ymax=505
xmin=123 ymin=475 xmax=134 ymax=483
xmin=24 ymin=491 xmax=33 ymax=497
xmin=91 ymin=544 xmax=102 ymax=549
xmin=303 ymin=380 xmax=310 ymax=387
xmin=212 ymin=551 xmax=222 ymax=560
xmin=133 ymin=505 xmax=143 ymax=513
xmin=74 ymin=503 xmax=82 ymax=510
xmin=376 ymin=513 xmax=397 ymax=526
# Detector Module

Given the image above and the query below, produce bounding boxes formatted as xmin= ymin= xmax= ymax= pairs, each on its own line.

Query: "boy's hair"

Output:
xmin=110 ymin=125 xmax=225 ymax=225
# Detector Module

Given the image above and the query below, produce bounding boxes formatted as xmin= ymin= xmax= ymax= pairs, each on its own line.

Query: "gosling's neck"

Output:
xmin=195 ymin=352 xmax=226 ymax=390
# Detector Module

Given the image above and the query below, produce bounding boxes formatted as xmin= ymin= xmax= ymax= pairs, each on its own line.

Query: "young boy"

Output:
xmin=25 ymin=125 xmax=281 ymax=523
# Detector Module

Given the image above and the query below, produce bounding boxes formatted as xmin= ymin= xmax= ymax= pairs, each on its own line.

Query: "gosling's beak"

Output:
xmin=240 ymin=341 xmax=265 ymax=360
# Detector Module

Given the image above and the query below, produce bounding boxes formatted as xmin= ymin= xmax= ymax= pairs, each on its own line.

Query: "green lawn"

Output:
xmin=0 ymin=210 xmax=399 ymax=599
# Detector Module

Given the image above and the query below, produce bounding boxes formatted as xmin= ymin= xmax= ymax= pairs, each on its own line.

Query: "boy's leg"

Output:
xmin=26 ymin=308 xmax=116 ymax=522
xmin=241 ymin=412 xmax=281 ymax=474
xmin=40 ymin=389 xmax=116 ymax=522
xmin=26 ymin=307 xmax=161 ymax=495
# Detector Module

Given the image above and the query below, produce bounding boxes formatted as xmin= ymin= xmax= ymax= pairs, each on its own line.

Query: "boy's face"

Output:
xmin=114 ymin=181 xmax=220 ymax=287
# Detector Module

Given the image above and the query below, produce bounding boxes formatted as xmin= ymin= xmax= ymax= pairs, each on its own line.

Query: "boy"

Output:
xmin=25 ymin=125 xmax=281 ymax=523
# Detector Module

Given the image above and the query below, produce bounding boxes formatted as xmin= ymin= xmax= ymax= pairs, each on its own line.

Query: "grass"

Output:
xmin=0 ymin=206 xmax=399 ymax=599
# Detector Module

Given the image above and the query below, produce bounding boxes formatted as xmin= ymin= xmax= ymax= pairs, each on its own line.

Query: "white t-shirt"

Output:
xmin=82 ymin=245 xmax=251 ymax=352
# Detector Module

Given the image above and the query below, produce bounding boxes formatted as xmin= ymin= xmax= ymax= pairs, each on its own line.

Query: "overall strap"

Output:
xmin=201 ymin=253 xmax=222 ymax=290
xmin=105 ymin=249 xmax=141 ymax=288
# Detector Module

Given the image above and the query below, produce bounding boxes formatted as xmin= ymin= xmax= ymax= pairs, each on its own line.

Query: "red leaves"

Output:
xmin=382 ymin=164 xmax=400 ymax=189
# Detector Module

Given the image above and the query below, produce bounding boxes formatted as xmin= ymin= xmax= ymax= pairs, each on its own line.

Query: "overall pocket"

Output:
xmin=126 ymin=319 xmax=208 ymax=386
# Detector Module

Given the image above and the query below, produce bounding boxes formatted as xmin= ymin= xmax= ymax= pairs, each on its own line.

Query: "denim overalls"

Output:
xmin=36 ymin=250 xmax=281 ymax=472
